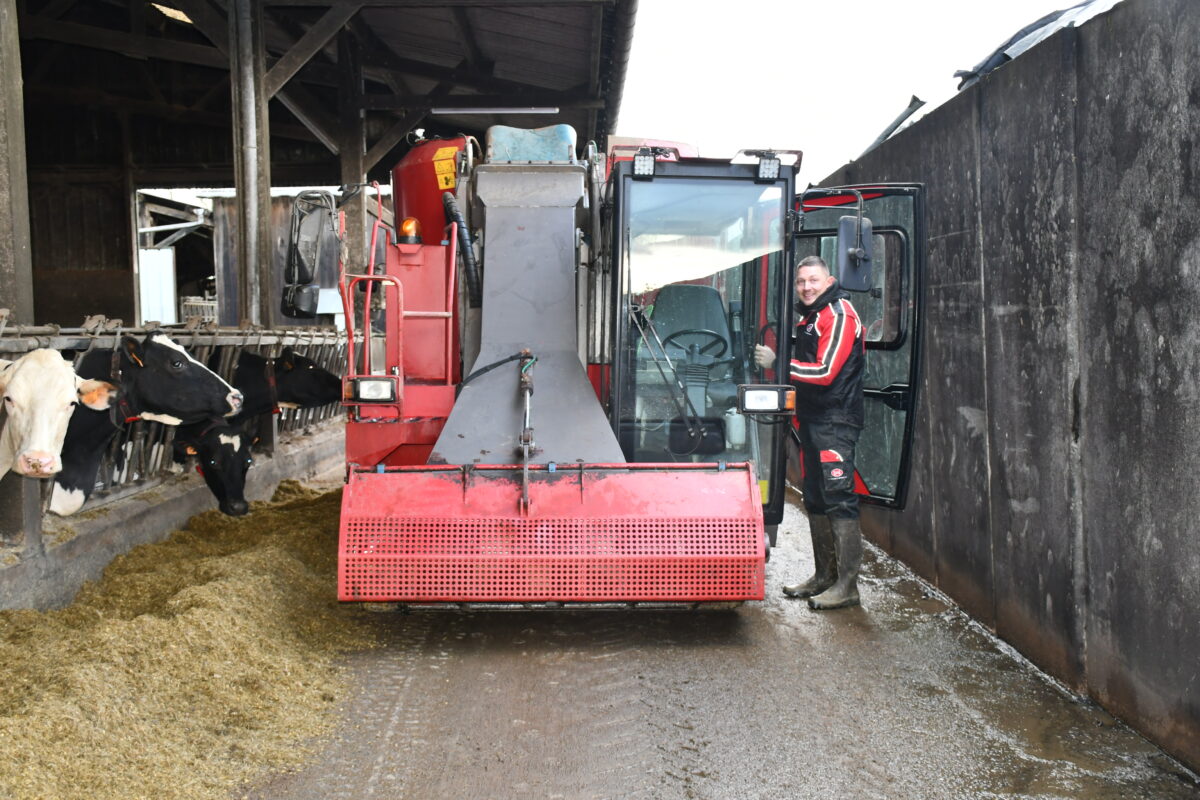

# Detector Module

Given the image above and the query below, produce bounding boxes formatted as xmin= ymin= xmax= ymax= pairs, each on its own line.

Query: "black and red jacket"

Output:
xmin=789 ymin=281 xmax=865 ymax=426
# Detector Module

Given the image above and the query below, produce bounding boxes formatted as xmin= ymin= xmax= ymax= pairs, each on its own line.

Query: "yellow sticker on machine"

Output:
xmin=760 ymin=480 xmax=770 ymax=504
xmin=433 ymin=157 xmax=457 ymax=190
xmin=432 ymin=146 xmax=460 ymax=161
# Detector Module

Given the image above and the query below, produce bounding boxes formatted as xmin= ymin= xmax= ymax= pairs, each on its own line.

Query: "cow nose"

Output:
xmin=227 ymin=390 xmax=244 ymax=413
xmin=17 ymin=451 xmax=60 ymax=476
xmin=226 ymin=499 xmax=250 ymax=516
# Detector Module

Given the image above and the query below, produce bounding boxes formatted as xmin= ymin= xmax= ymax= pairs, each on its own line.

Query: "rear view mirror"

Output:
xmin=282 ymin=190 xmax=338 ymax=319
xmin=281 ymin=284 xmax=319 ymax=319
xmin=837 ymin=214 xmax=874 ymax=292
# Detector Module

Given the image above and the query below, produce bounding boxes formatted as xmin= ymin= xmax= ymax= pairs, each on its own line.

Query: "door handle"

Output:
xmin=864 ymin=383 xmax=910 ymax=411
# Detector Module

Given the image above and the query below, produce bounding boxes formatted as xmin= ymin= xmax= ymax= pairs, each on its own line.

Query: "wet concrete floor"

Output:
xmin=244 ymin=500 xmax=1200 ymax=799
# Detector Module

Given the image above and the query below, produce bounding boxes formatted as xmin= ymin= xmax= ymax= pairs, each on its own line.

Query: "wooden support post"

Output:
xmin=0 ymin=0 xmax=35 ymax=324
xmin=229 ymin=0 xmax=273 ymax=326
xmin=339 ymin=29 xmax=367 ymax=276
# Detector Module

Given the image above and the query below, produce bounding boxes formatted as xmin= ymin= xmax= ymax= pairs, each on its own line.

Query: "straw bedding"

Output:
xmin=0 ymin=481 xmax=376 ymax=800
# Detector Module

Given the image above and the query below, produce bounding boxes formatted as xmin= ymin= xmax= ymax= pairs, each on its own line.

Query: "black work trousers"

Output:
xmin=798 ymin=418 xmax=861 ymax=520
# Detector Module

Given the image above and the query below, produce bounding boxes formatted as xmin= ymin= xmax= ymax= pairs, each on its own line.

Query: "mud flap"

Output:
xmin=338 ymin=463 xmax=765 ymax=603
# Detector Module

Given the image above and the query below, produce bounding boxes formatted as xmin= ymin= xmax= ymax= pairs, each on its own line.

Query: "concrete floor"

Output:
xmin=244 ymin=498 xmax=1200 ymax=799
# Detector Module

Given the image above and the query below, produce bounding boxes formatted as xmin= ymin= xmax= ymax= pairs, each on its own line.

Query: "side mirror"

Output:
xmin=282 ymin=191 xmax=337 ymax=319
xmin=837 ymin=214 xmax=874 ymax=292
xmin=281 ymin=284 xmax=319 ymax=318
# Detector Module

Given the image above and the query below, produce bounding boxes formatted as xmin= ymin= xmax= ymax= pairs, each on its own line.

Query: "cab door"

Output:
xmin=792 ymin=184 xmax=925 ymax=508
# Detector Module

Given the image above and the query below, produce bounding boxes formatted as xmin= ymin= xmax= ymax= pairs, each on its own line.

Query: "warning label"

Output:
xmin=432 ymin=146 xmax=460 ymax=161
xmin=434 ymin=157 xmax=457 ymax=190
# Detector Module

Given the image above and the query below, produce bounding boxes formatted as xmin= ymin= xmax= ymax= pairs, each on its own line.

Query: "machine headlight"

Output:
xmin=738 ymin=385 xmax=796 ymax=414
xmin=354 ymin=377 xmax=396 ymax=402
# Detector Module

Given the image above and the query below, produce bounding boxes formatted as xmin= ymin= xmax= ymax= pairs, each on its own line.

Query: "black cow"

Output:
xmin=173 ymin=347 xmax=341 ymax=515
xmin=49 ymin=332 xmax=243 ymax=516
xmin=173 ymin=419 xmax=254 ymax=516
xmin=223 ymin=347 xmax=343 ymax=422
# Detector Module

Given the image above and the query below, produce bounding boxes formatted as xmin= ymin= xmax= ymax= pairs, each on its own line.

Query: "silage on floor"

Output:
xmin=0 ymin=481 xmax=378 ymax=800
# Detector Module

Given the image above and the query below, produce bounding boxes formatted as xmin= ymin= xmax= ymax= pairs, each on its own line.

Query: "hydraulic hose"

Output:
xmin=442 ymin=192 xmax=482 ymax=308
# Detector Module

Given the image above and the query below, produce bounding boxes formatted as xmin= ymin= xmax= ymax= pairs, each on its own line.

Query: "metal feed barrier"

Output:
xmin=0 ymin=320 xmax=349 ymax=536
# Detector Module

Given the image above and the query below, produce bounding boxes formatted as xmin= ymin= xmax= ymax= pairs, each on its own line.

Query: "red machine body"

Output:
xmin=391 ymin=136 xmax=466 ymax=237
xmin=336 ymin=132 xmax=774 ymax=607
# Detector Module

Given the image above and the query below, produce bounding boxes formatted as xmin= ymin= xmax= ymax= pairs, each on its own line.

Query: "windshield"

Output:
xmin=615 ymin=175 xmax=787 ymax=507
xmin=628 ymin=180 xmax=783 ymax=293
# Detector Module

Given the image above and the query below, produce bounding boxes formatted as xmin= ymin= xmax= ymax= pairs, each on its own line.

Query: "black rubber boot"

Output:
xmin=807 ymin=517 xmax=862 ymax=610
xmin=783 ymin=515 xmax=836 ymax=598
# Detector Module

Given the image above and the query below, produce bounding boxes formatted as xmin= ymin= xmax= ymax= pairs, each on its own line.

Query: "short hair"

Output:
xmin=797 ymin=255 xmax=829 ymax=273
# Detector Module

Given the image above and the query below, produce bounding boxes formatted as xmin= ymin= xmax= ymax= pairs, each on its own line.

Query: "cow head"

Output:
xmin=0 ymin=349 xmax=117 ymax=478
xmin=275 ymin=347 xmax=342 ymax=408
xmin=183 ymin=422 xmax=253 ymax=516
xmin=121 ymin=333 xmax=243 ymax=424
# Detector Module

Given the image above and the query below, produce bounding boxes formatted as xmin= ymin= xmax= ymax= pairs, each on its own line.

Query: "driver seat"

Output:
xmin=650 ymin=284 xmax=733 ymax=357
xmin=650 ymin=284 xmax=736 ymax=409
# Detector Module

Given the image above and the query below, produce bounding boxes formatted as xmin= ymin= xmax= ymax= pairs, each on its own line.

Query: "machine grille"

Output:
xmin=340 ymin=516 xmax=764 ymax=602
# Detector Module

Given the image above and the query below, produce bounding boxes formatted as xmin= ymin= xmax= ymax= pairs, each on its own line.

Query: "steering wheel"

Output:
xmin=662 ymin=329 xmax=728 ymax=358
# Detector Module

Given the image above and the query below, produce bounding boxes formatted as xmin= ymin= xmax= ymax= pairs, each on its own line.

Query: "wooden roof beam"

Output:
xmin=18 ymin=15 xmax=227 ymax=69
xmin=450 ymin=7 xmax=492 ymax=75
xmin=173 ymin=0 xmax=340 ymax=154
xmin=263 ymin=1 xmax=362 ymax=98
xmin=360 ymin=88 xmax=602 ymax=111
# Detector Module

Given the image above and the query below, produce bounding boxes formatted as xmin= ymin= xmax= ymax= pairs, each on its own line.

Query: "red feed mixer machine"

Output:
xmin=291 ymin=126 xmax=822 ymax=608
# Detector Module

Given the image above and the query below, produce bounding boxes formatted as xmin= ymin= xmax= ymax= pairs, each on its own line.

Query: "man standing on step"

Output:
xmin=755 ymin=255 xmax=866 ymax=610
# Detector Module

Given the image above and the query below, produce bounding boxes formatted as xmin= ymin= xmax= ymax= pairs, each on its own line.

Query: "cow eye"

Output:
xmin=171 ymin=359 xmax=184 ymax=369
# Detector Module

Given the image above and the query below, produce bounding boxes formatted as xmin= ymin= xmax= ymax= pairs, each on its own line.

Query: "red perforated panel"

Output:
xmin=338 ymin=465 xmax=765 ymax=602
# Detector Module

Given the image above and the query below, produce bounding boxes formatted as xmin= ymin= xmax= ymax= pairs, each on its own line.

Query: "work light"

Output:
xmin=632 ymin=149 xmax=656 ymax=179
xmin=737 ymin=384 xmax=796 ymax=414
xmin=354 ymin=377 xmax=396 ymax=402
xmin=756 ymin=154 xmax=781 ymax=182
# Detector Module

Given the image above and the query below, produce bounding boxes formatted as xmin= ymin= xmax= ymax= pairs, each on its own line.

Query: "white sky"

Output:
xmin=616 ymin=0 xmax=1086 ymax=187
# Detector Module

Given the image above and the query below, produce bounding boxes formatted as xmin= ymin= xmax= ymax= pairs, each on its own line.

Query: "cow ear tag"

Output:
xmin=121 ymin=335 xmax=145 ymax=367
xmin=186 ymin=445 xmax=198 ymax=456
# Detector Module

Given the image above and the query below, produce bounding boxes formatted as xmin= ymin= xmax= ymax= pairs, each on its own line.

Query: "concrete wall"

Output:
xmin=822 ymin=0 xmax=1200 ymax=770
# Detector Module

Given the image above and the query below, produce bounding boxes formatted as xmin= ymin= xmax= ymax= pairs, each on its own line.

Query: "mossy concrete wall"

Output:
xmin=822 ymin=0 xmax=1200 ymax=770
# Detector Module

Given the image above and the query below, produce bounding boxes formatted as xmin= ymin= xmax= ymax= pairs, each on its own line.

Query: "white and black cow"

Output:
xmin=173 ymin=347 xmax=341 ymax=515
xmin=48 ymin=332 xmax=243 ymax=516
xmin=0 ymin=349 xmax=117 ymax=479
xmin=173 ymin=419 xmax=254 ymax=516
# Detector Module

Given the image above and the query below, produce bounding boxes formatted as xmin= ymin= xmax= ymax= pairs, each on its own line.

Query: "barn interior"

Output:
xmin=2 ymin=0 xmax=635 ymax=329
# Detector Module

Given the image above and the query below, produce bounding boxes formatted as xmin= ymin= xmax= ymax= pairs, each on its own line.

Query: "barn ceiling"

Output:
xmin=17 ymin=0 xmax=637 ymax=181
